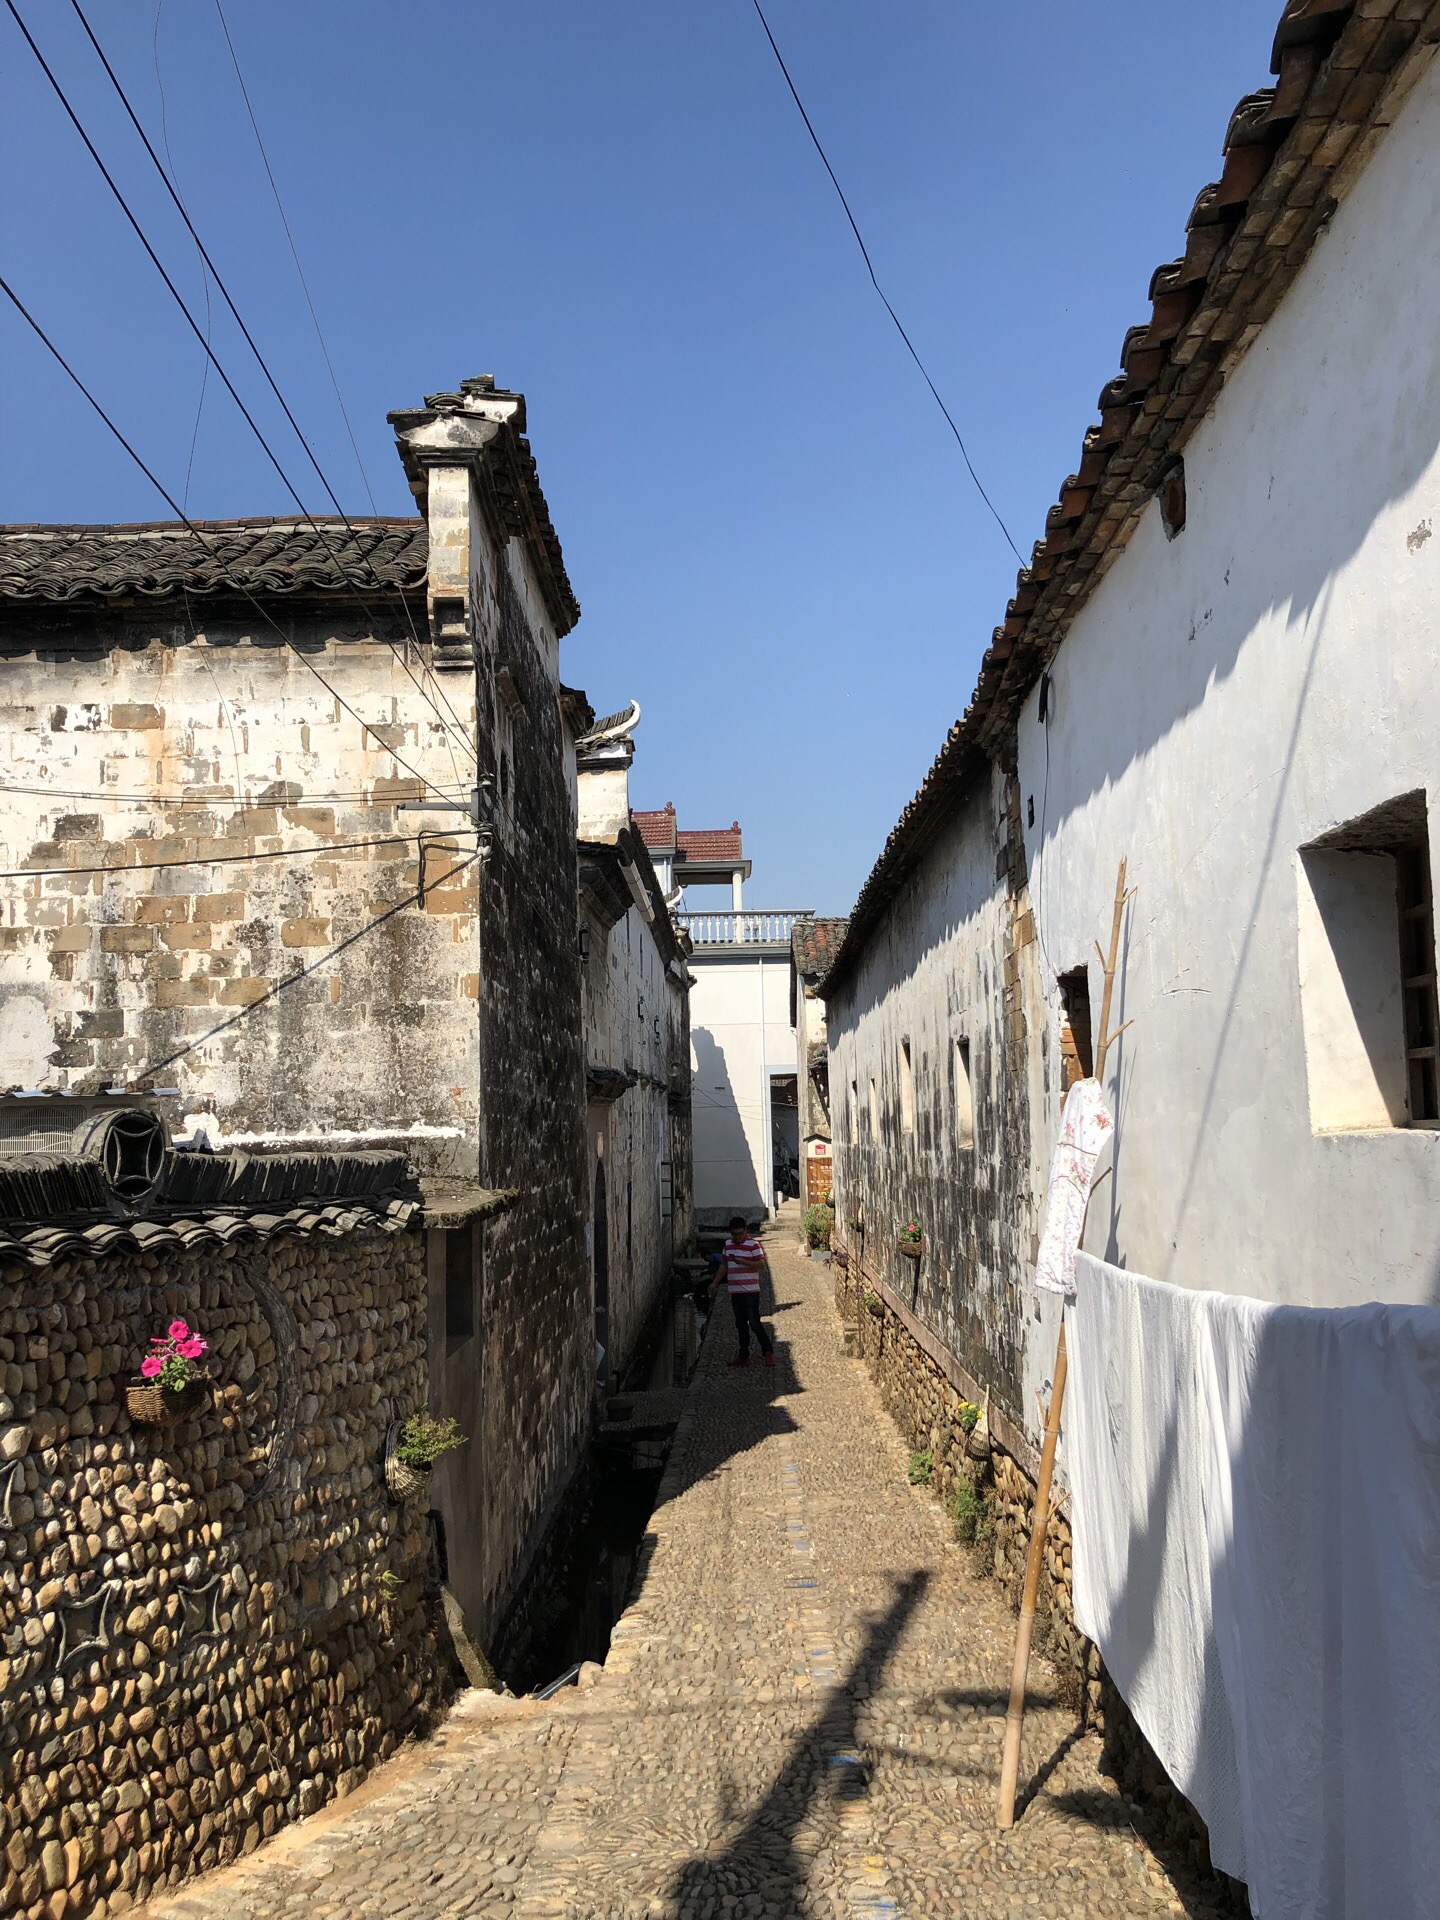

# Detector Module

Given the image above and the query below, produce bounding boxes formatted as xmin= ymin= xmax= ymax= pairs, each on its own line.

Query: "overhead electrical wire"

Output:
xmin=210 ymin=0 xmax=377 ymax=518
xmin=749 ymin=0 xmax=1025 ymax=567
xmin=66 ymin=0 xmax=473 ymax=760
xmin=134 ymin=844 xmax=484 ymax=1081
xmin=0 ymin=832 xmax=417 ymax=881
xmin=5 ymin=0 xmax=473 ymax=776
xmin=63 ymin=0 xmax=473 ymax=778
xmin=0 ymin=272 xmax=455 ymax=806
xmin=0 ymin=780 xmax=469 ymax=807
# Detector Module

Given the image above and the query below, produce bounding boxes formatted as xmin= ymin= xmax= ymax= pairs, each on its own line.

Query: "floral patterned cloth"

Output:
xmin=1034 ymin=1078 xmax=1113 ymax=1299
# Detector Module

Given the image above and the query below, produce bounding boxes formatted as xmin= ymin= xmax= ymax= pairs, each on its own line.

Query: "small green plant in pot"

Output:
xmin=387 ymin=1413 xmax=467 ymax=1502
xmin=801 ymin=1202 xmax=835 ymax=1250
xmin=897 ymin=1222 xmax=924 ymax=1259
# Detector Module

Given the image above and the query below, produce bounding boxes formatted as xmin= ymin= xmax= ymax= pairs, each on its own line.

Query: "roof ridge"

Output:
xmin=823 ymin=0 xmax=1437 ymax=995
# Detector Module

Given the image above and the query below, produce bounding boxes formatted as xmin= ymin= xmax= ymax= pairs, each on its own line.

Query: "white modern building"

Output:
xmin=635 ymin=808 xmax=808 ymax=1226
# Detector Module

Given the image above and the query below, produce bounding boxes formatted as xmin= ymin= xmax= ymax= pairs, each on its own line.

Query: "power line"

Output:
xmin=749 ymin=0 xmax=1024 ymax=568
xmin=210 ymin=0 xmax=376 ymax=517
xmin=0 ymin=832 xmax=416 ymax=881
xmin=6 ymin=0 xmax=472 ymax=771
xmin=134 ymin=844 xmax=484 ymax=1081
xmin=0 ymin=780 xmax=469 ymax=807
xmin=66 ymin=0 xmax=473 ymax=762
xmin=0 ymin=272 xmax=456 ymax=806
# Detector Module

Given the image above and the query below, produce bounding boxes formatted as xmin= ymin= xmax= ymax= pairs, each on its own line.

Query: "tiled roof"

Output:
xmin=677 ymin=824 xmax=743 ymax=862
xmin=388 ymin=378 xmax=579 ymax=638
xmin=0 ymin=517 xmax=428 ymax=604
xmin=792 ymin=917 xmax=850 ymax=982
xmin=0 ymin=1145 xmax=420 ymax=1272
xmin=634 ymin=805 xmax=678 ymax=854
xmin=0 ymin=1192 xmax=419 ymax=1274
xmin=823 ymin=0 xmax=1437 ymax=995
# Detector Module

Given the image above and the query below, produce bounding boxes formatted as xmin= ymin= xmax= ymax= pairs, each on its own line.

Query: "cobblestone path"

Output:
xmin=144 ymin=1223 xmax=1232 ymax=1920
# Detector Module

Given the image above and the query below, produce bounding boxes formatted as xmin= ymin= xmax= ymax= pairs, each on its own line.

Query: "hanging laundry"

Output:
xmin=1034 ymin=1077 xmax=1113 ymax=1299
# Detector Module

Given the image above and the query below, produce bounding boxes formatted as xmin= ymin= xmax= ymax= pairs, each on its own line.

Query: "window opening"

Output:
xmin=850 ymin=1080 xmax=859 ymax=1144
xmin=1058 ymin=968 xmax=1094 ymax=1090
xmin=954 ymin=1038 xmax=974 ymax=1149
xmin=899 ymin=1039 xmax=915 ymax=1134
xmin=1297 ymin=793 xmax=1436 ymax=1131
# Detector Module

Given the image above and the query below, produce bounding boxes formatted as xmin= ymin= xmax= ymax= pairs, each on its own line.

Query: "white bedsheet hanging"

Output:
xmin=1066 ymin=1253 xmax=1440 ymax=1920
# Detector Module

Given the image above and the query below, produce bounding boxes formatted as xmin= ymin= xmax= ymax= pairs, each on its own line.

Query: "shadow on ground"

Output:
xmin=664 ymin=1570 xmax=929 ymax=1912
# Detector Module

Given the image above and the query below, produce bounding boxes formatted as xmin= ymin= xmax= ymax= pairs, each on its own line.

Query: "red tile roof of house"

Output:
xmin=633 ymin=805 xmax=677 ymax=854
xmin=677 ymin=824 xmax=743 ymax=862
xmin=632 ymin=807 xmax=744 ymax=863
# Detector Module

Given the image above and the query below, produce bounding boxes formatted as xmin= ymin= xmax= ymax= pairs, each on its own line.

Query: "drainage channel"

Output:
xmin=502 ymin=1280 xmax=707 ymax=1696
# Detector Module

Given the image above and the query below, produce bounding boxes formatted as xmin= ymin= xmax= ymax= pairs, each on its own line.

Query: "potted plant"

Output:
xmin=385 ymin=1412 xmax=467 ymax=1502
xmin=801 ymin=1202 xmax=835 ymax=1257
xmin=897 ymin=1222 xmax=924 ymax=1260
xmin=126 ymin=1319 xmax=210 ymax=1425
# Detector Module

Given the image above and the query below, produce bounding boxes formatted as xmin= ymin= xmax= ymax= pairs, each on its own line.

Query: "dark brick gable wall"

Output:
xmin=463 ymin=555 xmax=589 ymax=1639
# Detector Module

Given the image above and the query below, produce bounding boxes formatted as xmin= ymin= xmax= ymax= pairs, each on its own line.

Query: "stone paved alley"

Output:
xmin=142 ymin=1221 xmax=1229 ymax=1920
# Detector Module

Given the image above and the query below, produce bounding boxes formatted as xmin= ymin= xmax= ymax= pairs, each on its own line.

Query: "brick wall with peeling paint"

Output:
xmin=0 ymin=604 xmax=479 ymax=1176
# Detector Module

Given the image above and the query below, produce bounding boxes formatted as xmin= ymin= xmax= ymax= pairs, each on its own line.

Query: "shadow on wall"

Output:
xmin=691 ymin=1026 xmax=763 ymax=1218
xmin=1041 ymin=120 xmax=1440 ymax=837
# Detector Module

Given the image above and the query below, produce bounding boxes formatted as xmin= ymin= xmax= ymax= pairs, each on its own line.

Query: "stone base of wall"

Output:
xmin=0 ymin=1226 xmax=453 ymax=1920
xmin=833 ymin=1253 xmax=1249 ymax=1913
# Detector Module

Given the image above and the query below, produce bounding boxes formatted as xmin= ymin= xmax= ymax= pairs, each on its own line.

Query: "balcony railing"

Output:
xmin=675 ymin=909 xmax=813 ymax=947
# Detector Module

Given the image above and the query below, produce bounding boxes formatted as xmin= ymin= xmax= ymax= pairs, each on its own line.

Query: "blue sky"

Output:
xmin=0 ymin=0 xmax=1280 ymax=913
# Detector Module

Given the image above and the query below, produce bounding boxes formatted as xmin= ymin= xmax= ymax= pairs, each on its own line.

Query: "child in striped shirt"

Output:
xmin=710 ymin=1215 xmax=775 ymax=1368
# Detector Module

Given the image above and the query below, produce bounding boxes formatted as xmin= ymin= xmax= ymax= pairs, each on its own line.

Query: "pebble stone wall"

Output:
xmin=0 ymin=1223 xmax=450 ymax=1920
xmin=832 ymin=1253 xmax=1246 ymax=1904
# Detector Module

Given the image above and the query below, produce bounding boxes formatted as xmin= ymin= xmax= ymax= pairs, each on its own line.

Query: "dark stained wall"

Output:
xmin=826 ymin=759 xmax=1051 ymax=1424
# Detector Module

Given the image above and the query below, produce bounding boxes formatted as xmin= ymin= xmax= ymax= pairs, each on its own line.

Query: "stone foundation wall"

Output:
xmin=0 ymin=1222 xmax=450 ymax=1920
xmin=833 ymin=1254 xmax=1247 ymax=1908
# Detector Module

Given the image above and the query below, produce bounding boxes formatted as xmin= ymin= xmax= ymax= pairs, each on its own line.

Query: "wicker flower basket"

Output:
xmin=125 ymin=1379 xmax=209 ymax=1426
xmin=897 ymin=1236 xmax=924 ymax=1260
xmin=383 ymin=1422 xmax=432 ymax=1503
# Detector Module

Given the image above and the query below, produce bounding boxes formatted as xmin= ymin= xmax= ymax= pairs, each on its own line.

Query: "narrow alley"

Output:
xmin=140 ymin=1220 xmax=1225 ymax=1920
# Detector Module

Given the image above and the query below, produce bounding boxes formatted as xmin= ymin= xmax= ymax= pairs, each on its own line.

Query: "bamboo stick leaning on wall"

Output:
xmin=996 ymin=857 xmax=1131 ymax=1830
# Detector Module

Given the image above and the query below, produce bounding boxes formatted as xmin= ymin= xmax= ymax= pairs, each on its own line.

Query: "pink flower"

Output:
xmin=140 ymin=1355 xmax=163 ymax=1379
xmin=167 ymin=1319 xmax=191 ymax=1342
xmin=178 ymin=1337 xmax=206 ymax=1360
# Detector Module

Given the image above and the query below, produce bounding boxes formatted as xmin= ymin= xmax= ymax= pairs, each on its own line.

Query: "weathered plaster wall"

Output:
xmin=688 ymin=949 xmax=795 ymax=1224
xmin=1011 ymin=48 xmax=1440 ymax=1310
xmin=0 ymin=607 xmax=478 ymax=1177
xmin=0 ymin=1224 xmax=447 ymax=1920
xmin=827 ymin=765 xmax=1048 ymax=1423
xmin=581 ymin=895 xmax=691 ymax=1383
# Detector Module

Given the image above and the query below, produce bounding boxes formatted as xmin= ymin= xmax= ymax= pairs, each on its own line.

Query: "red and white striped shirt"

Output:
xmin=719 ymin=1236 xmax=765 ymax=1294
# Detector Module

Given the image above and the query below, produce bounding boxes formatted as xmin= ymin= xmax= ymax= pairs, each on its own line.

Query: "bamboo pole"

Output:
xmin=997 ymin=858 xmax=1130 ymax=1830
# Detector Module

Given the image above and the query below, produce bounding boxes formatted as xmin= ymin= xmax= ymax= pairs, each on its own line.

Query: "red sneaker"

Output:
xmin=728 ymin=1357 xmax=750 ymax=1370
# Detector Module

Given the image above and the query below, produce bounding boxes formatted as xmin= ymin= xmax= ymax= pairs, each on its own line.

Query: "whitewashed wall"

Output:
xmin=1018 ymin=50 xmax=1440 ymax=1311
xmin=688 ymin=948 xmax=794 ymax=1222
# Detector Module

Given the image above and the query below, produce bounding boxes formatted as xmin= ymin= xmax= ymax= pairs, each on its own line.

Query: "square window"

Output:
xmin=1297 ymin=793 xmax=1438 ymax=1130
